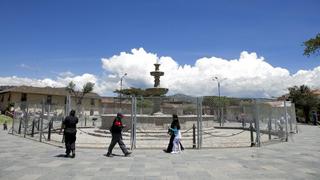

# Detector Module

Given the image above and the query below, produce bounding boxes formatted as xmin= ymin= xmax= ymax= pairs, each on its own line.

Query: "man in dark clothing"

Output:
xmin=61 ymin=110 xmax=78 ymax=158
xmin=106 ymin=113 xmax=131 ymax=157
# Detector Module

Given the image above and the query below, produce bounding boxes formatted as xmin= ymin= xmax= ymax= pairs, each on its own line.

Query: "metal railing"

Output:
xmin=10 ymin=96 xmax=297 ymax=149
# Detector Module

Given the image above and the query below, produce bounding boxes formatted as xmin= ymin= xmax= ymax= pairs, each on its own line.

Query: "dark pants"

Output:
xmin=108 ymin=133 xmax=128 ymax=154
xmin=166 ymin=134 xmax=175 ymax=152
xmin=64 ymin=132 xmax=76 ymax=154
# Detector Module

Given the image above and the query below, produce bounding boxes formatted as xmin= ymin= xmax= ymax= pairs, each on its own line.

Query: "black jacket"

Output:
xmin=63 ymin=115 xmax=78 ymax=134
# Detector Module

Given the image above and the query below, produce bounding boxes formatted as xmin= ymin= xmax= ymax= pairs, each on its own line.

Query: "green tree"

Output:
xmin=114 ymin=87 xmax=145 ymax=97
xmin=66 ymin=81 xmax=95 ymax=112
xmin=114 ymin=87 xmax=168 ymax=97
xmin=303 ymin=33 xmax=320 ymax=56
xmin=202 ymin=96 xmax=230 ymax=115
xmin=288 ymin=85 xmax=318 ymax=123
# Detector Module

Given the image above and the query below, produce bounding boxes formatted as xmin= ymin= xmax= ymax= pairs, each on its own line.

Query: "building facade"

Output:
xmin=0 ymin=86 xmax=101 ymax=116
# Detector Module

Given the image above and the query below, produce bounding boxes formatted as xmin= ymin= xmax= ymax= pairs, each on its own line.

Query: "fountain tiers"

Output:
xmin=148 ymin=63 xmax=168 ymax=114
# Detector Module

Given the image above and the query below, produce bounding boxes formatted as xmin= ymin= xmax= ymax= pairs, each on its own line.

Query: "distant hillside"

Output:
xmin=0 ymin=86 xmax=16 ymax=91
xmin=167 ymin=93 xmax=198 ymax=103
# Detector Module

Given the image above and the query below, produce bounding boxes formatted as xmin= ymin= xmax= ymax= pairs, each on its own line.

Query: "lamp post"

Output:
xmin=119 ymin=73 xmax=127 ymax=111
xmin=214 ymin=77 xmax=222 ymax=126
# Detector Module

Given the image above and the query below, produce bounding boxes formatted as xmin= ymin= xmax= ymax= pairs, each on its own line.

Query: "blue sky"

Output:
xmin=0 ymin=0 xmax=319 ymax=97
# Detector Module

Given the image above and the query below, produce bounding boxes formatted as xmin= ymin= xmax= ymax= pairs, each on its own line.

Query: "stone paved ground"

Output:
xmin=0 ymin=124 xmax=319 ymax=180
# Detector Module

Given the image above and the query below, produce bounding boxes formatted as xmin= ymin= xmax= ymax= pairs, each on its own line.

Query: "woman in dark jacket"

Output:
xmin=164 ymin=114 xmax=184 ymax=153
xmin=62 ymin=110 xmax=78 ymax=158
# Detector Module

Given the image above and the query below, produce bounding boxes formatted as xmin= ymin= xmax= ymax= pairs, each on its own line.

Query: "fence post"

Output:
xmin=39 ymin=99 xmax=44 ymax=142
xmin=37 ymin=117 xmax=40 ymax=130
xmin=47 ymin=104 xmax=51 ymax=141
xmin=193 ymin=123 xmax=196 ymax=149
xmin=48 ymin=120 xmax=52 ymax=141
xmin=254 ymin=99 xmax=261 ymax=147
xmin=288 ymin=102 xmax=293 ymax=133
xmin=250 ymin=122 xmax=255 ymax=147
xmin=196 ymin=97 xmax=202 ymax=149
xmin=284 ymin=101 xmax=288 ymax=142
xmin=18 ymin=117 xmax=22 ymax=134
xmin=11 ymin=111 xmax=15 ymax=134
xmin=130 ymin=96 xmax=134 ymax=150
xmin=31 ymin=120 xmax=35 ymax=137
xmin=292 ymin=103 xmax=298 ymax=134
xmin=268 ymin=117 xmax=272 ymax=140
xmin=130 ymin=96 xmax=137 ymax=150
xmin=134 ymin=97 xmax=137 ymax=149
xmin=23 ymin=104 xmax=29 ymax=138
xmin=199 ymin=98 xmax=203 ymax=148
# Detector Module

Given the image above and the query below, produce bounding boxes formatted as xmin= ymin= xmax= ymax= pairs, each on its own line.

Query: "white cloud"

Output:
xmin=1 ymin=48 xmax=320 ymax=98
xmin=58 ymin=71 xmax=74 ymax=77
xmin=0 ymin=74 xmax=102 ymax=93
xmin=101 ymin=48 xmax=157 ymax=88
xmin=100 ymin=48 xmax=320 ymax=98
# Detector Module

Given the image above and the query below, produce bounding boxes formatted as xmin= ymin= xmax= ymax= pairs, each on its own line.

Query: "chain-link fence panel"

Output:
xmin=132 ymin=96 xmax=199 ymax=149
xmin=10 ymin=96 xmax=297 ymax=149
xmin=201 ymin=97 xmax=257 ymax=148
xmin=286 ymin=101 xmax=298 ymax=133
xmin=256 ymin=100 xmax=297 ymax=145
xmin=98 ymin=97 xmax=133 ymax=149
xmin=11 ymin=102 xmax=60 ymax=143
xmin=256 ymin=100 xmax=282 ymax=144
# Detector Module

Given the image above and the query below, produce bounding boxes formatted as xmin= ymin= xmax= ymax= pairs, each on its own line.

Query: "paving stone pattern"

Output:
xmin=0 ymin=125 xmax=319 ymax=180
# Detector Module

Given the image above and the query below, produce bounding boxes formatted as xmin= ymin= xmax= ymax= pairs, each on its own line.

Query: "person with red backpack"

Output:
xmin=106 ymin=113 xmax=131 ymax=157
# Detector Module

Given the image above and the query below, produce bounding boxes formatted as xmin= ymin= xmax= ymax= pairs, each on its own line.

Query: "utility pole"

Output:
xmin=214 ymin=77 xmax=222 ymax=126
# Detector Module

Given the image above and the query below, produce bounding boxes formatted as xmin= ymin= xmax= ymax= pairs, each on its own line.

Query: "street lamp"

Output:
xmin=214 ymin=77 xmax=222 ymax=126
xmin=119 ymin=73 xmax=127 ymax=111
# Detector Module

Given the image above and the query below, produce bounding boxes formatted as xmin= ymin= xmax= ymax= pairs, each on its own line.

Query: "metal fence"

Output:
xmin=10 ymin=100 xmax=101 ymax=146
xmin=9 ymin=96 xmax=297 ymax=149
xmin=101 ymin=97 xmax=297 ymax=149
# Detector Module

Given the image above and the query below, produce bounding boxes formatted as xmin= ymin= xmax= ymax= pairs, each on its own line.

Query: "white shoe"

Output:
xmin=171 ymin=151 xmax=177 ymax=154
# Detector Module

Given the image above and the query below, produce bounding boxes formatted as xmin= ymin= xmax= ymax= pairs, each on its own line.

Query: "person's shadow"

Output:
xmin=103 ymin=153 xmax=126 ymax=157
xmin=54 ymin=154 xmax=69 ymax=158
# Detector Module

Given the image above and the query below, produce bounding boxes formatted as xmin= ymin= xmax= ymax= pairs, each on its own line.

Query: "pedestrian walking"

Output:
xmin=164 ymin=114 xmax=184 ymax=153
xmin=61 ymin=110 xmax=78 ymax=158
xmin=106 ymin=113 xmax=131 ymax=157
xmin=312 ymin=111 xmax=318 ymax=125
xmin=169 ymin=115 xmax=182 ymax=154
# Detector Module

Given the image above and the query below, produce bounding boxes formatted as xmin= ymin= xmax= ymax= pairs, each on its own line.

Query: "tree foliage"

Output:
xmin=303 ymin=33 xmax=320 ymax=56
xmin=114 ymin=87 xmax=168 ymax=97
xmin=288 ymin=85 xmax=318 ymax=123
xmin=66 ymin=81 xmax=95 ymax=105
xmin=114 ymin=87 xmax=145 ymax=97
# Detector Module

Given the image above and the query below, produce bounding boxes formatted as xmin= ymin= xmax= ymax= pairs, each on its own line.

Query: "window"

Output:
xmin=8 ymin=93 xmax=11 ymax=102
xmin=1 ymin=95 xmax=3 ymax=102
xmin=47 ymin=95 xmax=52 ymax=104
xmin=21 ymin=93 xmax=27 ymax=102
xmin=91 ymin=98 xmax=95 ymax=106
xmin=90 ymin=109 xmax=94 ymax=116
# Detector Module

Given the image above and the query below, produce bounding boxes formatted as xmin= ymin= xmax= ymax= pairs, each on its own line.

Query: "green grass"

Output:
xmin=0 ymin=114 xmax=13 ymax=125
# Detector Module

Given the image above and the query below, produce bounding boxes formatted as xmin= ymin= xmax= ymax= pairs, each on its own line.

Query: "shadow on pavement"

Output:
xmin=54 ymin=154 xmax=69 ymax=158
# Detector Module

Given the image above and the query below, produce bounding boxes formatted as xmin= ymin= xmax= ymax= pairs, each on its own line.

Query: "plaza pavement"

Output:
xmin=0 ymin=124 xmax=319 ymax=180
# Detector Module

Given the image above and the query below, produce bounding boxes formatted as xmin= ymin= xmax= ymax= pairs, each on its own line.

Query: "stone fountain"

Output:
xmin=146 ymin=63 xmax=168 ymax=114
xmin=101 ymin=62 xmax=213 ymax=130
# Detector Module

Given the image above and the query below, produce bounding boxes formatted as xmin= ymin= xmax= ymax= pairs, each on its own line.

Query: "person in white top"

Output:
xmin=169 ymin=115 xmax=182 ymax=154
